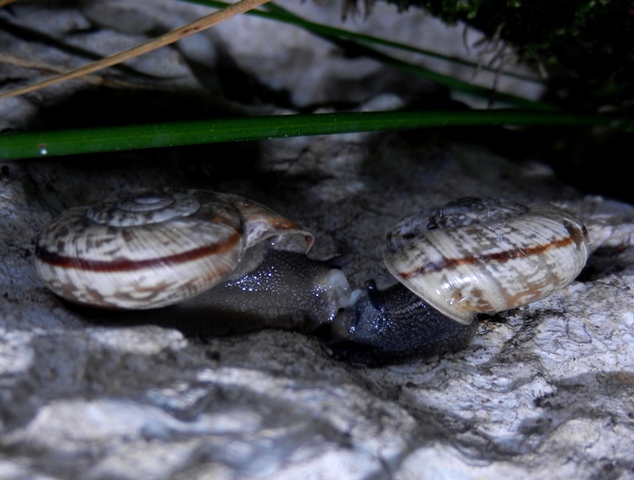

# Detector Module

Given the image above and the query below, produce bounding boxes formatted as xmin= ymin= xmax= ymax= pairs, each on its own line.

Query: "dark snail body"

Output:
xmin=34 ymin=192 xmax=590 ymax=366
xmin=330 ymin=282 xmax=479 ymax=365
xmin=162 ymin=248 xmax=354 ymax=336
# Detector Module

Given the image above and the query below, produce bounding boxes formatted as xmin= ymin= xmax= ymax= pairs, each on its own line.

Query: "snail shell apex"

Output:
xmin=384 ymin=197 xmax=590 ymax=325
xmin=34 ymin=191 xmax=313 ymax=310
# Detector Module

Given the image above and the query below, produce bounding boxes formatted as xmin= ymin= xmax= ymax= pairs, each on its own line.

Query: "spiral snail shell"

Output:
xmin=34 ymin=192 xmax=590 ymax=365
xmin=385 ymin=197 xmax=590 ymax=324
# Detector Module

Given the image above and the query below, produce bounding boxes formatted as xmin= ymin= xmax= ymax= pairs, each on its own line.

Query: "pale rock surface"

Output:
xmin=0 ymin=1 xmax=633 ymax=479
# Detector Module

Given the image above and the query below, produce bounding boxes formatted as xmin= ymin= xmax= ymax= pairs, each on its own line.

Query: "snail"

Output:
xmin=330 ymin=196 xmax=590 ymax=363
xmin=33 ymin=191 xmax=357 ymax=335
xmin=34 ymin=192 xmax=590 ymax=365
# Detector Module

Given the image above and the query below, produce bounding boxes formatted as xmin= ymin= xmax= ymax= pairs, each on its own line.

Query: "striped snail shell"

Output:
xmin=330 ymin=197 xmax=590 ymax=364
xmin=34 ymin=191 xmax=354 ymax=332
xmin=384 ymin=197 xmax=590 ymax=324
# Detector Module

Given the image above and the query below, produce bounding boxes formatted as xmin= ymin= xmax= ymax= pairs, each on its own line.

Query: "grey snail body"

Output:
xmin=34 ymin=192 xmax=590 ymax=365
xmin=156 ymin=248 xmax=356 ymax=336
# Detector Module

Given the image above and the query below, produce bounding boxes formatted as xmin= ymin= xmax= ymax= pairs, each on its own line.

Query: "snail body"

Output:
xmin=330 ymin=282 xmax=479 ymax=365
xmin=158 ymin=248 xmax=357 ymax=336
xmin=34 ymin=192 xmax=590 ymax=365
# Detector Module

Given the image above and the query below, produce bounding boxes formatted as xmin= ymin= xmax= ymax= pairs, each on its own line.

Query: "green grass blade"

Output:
xmin=0 ymin=110 xmax=615 ymax=161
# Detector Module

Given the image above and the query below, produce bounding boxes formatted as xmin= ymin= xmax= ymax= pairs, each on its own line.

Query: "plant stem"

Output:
xmin=0 ymin=109 xmax=615 ymax=161
xmin=0 ymin=0 xmax=270 ymax=99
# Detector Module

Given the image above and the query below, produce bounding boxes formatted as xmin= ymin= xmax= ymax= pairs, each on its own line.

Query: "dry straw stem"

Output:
xmin=0 ymin=0 xmax=270 ymax=99
xmin=0 ymin=53 xmax=149 ymax=90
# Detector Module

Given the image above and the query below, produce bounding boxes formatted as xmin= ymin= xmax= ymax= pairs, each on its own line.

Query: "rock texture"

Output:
xmin=1 ymin=1 xmax=633 ymax=479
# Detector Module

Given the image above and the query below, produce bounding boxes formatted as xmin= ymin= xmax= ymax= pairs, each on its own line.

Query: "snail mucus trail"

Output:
xmin=34 ymin=192 xmax=590 ymax=366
